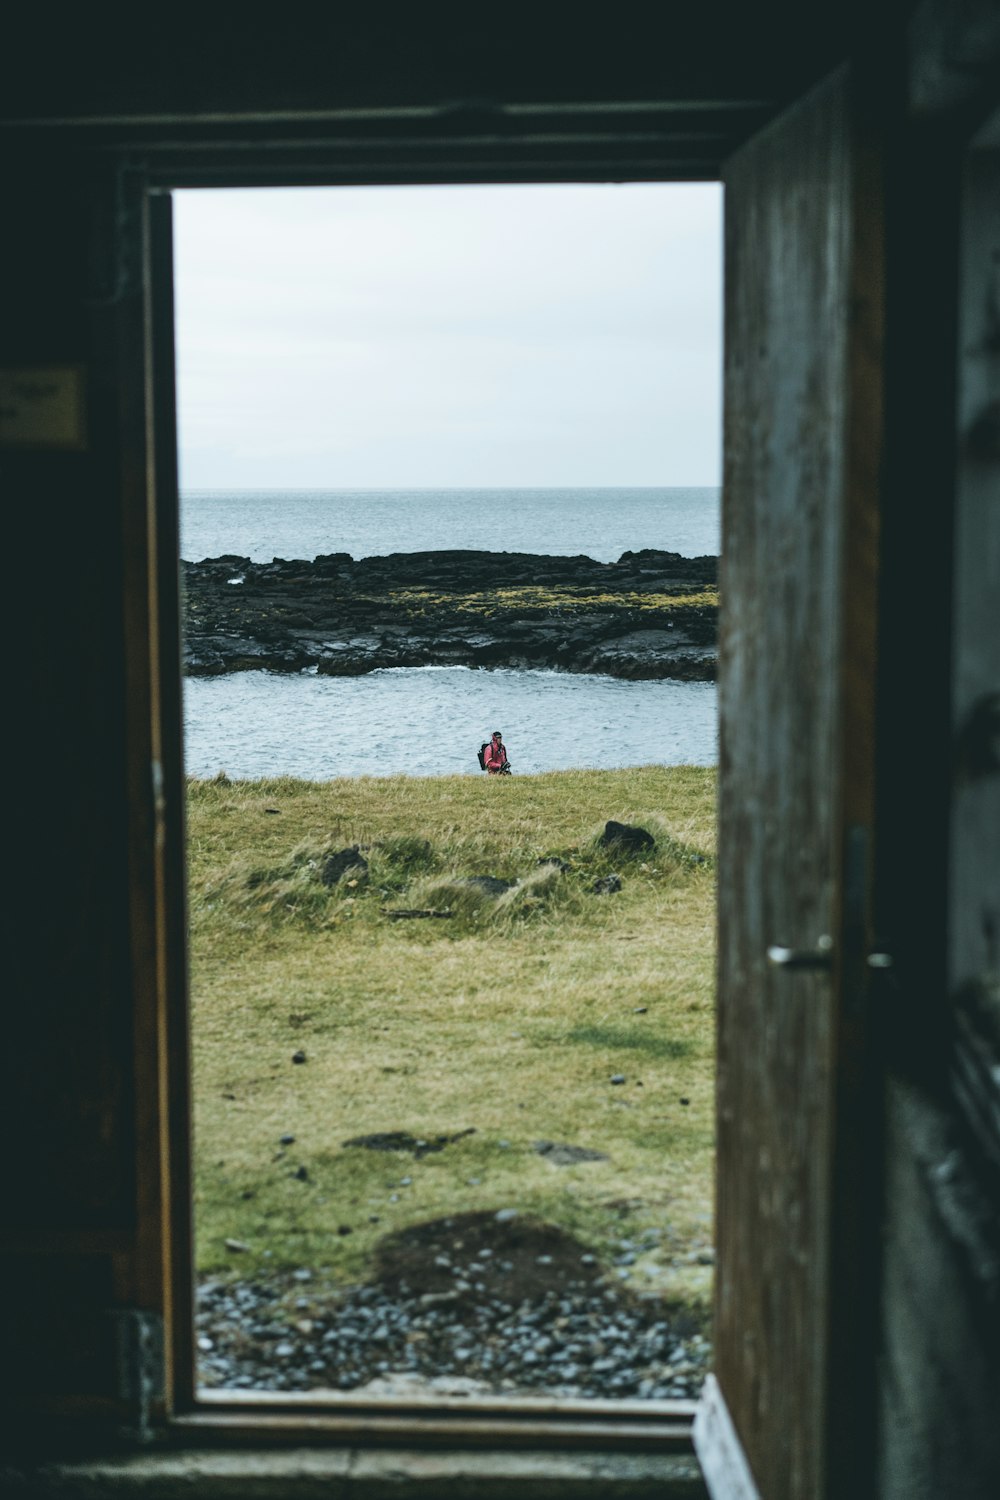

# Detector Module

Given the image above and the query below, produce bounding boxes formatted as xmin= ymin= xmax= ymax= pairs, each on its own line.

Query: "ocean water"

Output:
xmin=180 ymin=487 xmax=720 ymax=778
xmin=183 ymin=667 xmax=717 ymax=781
xmin=180 ymin=486 xmax=720 ymax=565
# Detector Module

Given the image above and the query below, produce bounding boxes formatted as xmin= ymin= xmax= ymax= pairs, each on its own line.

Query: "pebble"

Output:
xmin=292 ymin=1050 xmax=307 ymax=1064
xmin=610 ymin=1074 xmax=626 ymax=1085
xmin=194 ymin=1269 xmax=711 ymax=1403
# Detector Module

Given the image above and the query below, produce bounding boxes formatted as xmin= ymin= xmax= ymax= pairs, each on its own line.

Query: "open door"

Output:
xmin=694 ymin=67 xmax=883 ymax=1500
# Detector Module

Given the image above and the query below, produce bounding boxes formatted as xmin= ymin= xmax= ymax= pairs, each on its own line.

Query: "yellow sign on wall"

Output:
xmin=0 ymin=367 xmax=87 ymax=450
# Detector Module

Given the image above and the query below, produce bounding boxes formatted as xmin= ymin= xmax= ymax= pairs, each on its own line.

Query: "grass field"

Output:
xmin=188 ymin=765 xmax=717 ymax=1310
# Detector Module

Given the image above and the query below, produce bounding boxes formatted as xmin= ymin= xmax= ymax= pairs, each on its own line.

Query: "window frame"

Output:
xmin=141 ymin=127 xmax=727 ymax=1452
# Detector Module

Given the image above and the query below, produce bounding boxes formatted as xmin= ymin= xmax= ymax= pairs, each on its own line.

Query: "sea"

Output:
xmin=181 ymin=487 xmax=721 ymax=780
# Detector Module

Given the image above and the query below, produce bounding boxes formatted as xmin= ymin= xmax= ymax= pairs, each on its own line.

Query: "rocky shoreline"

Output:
xmin=182 ymin=547 xmax=718 ymax=681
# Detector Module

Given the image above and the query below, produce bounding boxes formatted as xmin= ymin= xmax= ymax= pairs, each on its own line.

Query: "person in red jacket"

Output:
xmin=484 ymin=730 xmax=510 ymax=775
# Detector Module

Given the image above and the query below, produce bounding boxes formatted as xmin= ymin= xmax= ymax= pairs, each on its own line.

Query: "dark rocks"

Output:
xmin=194 ymin=1265 xmax=713 ymax=1401
xmin=181 ymin=547 xmax=718 ymax=682
xmin=342 ymin=1128 xmax=476 ymax=1158
xmin=593 ymin=874 xmax=623 ymax=895
xmin=321 ymin=845 xmax=368 ymax=887
xmin=600 ymin=820 xmax=655 ymax=853
xmin=291 ymin=1050 xmax=307 ymax=1064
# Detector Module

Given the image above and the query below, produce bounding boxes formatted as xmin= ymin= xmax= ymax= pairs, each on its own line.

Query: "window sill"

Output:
xmin=4 ymin=1442 xmax=707 ymax=1498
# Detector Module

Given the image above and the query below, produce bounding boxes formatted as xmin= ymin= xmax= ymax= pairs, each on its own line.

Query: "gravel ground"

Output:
xmin=195 ymin=1272 xmax=711 ymax=1401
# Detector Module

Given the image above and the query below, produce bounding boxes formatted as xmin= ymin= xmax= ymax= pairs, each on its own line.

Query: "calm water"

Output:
xmin=180 ymin=488 xmax=720 ymax=777
xmin=183 ymin=667 xmax=717 ymax=781
xmin=180 ymin=486 xmax=720 ymax=565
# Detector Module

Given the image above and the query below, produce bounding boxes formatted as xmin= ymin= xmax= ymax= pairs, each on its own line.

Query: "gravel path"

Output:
xmin=195 ymin=1271 xmax=711 ymax=1401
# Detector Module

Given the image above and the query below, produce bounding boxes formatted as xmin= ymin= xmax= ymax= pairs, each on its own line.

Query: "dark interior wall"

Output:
xmin=879 ymin=1081 xmax=1000 ymax=1498
xmin=0 ymin=160 xmax=155 ymax=1427
xmin=874 ymin=25 xmax=1000 ymax=1498
xmin=0 ymin=9 xmax=849 ymax=119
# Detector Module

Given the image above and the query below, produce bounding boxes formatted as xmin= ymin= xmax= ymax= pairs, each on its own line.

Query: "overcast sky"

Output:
xmin=173 ymin=183 xmax=722 ymax=491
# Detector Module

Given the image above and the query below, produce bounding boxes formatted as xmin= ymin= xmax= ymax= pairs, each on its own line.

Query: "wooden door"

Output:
xmin=694 ymin=67 xmax=884 ymax=1500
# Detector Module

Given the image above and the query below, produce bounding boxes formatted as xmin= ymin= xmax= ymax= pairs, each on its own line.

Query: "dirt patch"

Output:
xmin=373 ymin=1209 xmax=605 ymax=1303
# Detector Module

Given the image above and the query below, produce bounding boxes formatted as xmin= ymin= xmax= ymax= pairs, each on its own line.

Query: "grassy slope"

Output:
xmin=188 ymin=765 xmax=716 ymax=1307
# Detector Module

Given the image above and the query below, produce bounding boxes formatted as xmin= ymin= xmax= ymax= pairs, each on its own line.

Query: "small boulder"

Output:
xmin=322 ymin=845 xmax=369 ymax=887
xmin=461 ymin=875 xmax=514 ymax=896
xmin=600 ymin=820 xmax=655 ymax=852
xmin=593 ymin=874 xmax=622 ymax=895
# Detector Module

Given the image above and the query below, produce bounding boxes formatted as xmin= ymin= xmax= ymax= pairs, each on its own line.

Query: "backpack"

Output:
xmin=477 ymin=742 xmax=489 ymax=770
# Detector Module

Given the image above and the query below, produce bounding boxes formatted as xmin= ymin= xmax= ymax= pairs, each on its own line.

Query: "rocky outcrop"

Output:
xmin=181 ymin=547 xmax=718 ymax=682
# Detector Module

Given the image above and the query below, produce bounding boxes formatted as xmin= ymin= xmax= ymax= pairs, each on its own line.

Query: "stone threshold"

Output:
xmin=3 ymin=1445 xmax=708 ymax=1498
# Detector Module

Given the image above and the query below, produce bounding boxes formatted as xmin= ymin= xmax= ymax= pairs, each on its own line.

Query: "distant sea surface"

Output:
xmin=180 ymin=486 xmax=720 ymax=565
xmin=180 ymin=487 xmax=720 ymax=779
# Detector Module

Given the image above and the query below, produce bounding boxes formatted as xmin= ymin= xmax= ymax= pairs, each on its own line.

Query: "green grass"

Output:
xmin=188 ymin=765 xmax=717 ymax=1307
xmin=385 ymin=585 xmax=718 ymax=616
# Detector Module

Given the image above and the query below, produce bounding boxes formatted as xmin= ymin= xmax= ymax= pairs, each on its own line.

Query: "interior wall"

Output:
xmin=0 ymin=158 xmax=158 ymax=1436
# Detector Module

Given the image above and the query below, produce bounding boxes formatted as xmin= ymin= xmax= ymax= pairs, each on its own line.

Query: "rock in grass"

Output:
xmin=292 ymin=1050 xmax=307 ymax=1064
xmin=533 ymin=1141 xmax=609 ymax=1165
xmin=600 ymin=820 xmax=655 ymax=852
xmin=224 ymin=1238 xmax=250 ymax=1253
xmin=461 ymin=875 xmax=514 ymax=896
xmin=321 ymin=845 xmax=369 ymax=887
xmin=610 ymin=1074 xmax=627 ymax=1086
xmin=592 ymin=874 xmax=622 ymax=894
xmin=342 ymin=1128 xmax=475 ymax=1158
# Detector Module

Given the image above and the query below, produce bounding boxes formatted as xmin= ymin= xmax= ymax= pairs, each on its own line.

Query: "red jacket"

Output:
xmin=485 ymin=738 xmax=508 ymax=773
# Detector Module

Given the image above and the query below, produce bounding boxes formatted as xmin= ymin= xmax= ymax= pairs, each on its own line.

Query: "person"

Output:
xmin=484 ymin=729 xmax=510 ymax=775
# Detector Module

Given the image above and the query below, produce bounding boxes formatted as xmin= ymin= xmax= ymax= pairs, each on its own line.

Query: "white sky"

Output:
xmin=173 ymin=183 xmax=722 ymax=490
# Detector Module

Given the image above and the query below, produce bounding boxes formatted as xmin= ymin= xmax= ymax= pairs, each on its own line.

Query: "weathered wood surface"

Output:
xmin=877 ymin=122 xmax=1000 ymax=1500
xmin=712 ymin=66 xmax=881 ymax=1500
xmin=948 ymin=144 xmax=1000 ymax=1159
